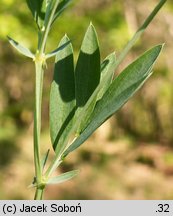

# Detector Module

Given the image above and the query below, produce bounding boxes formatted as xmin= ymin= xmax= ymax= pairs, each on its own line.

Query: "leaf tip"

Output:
xmin=88 ymin=21 xmax=96 ymax=31
xmin=161 ymin=43 xmax=165 ymax=49
xmin=112 ymin=51 xmax=116 ymax=58
xmin=7 ymin=36 xmax=17 ymax=45
xmin=153 ymin=44 xmax=164 ymax=58
xmin=7 ymin=35 xmax=11 ymax=41
xmin=64 ymin=33 xmax=70 ymax=41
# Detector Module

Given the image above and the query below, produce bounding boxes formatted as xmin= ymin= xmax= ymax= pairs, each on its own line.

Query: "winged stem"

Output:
xmin=33 ymin=0 xmax=60 ymax=200
xmin=33 ymin=61 xmax=44 ymax=199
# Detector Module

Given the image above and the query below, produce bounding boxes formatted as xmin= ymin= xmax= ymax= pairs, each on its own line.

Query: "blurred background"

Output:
xmin=0 ymin=0 xmax=173 ymax=199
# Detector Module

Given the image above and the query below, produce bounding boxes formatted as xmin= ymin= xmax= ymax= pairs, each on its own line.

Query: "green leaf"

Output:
xmin=26 ymin=0 xmax=46 ymax=28
xmin=47 ymin=170 xmax=79 ymax=185
xmin=52 ymin=0 xmax=73 ymax=25
xmin=74 ymin=23 xmax=100 ymax=134
xmin=7 ymin=36 xmax=34 ymax=58
xmin=46 ymin=40 xmax=71 ymax=59
xmin=63 ymin=45 xmax=163 ymax=156
xmin=55 ymin=53 xmax=116 ymax=150
xmin=97 ymin=53 xmax=116 ymax=100
xmin=50 ymin=35 xmax=75 ymax=154
xmin=75 ymin=23 xmax=100 ymax=107
xmin=41 ymin=149 xmax=50 ymax=170
xmin=26 ymin=0 xmax=72 ymax=28
xmin=75 ymin=52 xmax=116 ymax=135
xmin=49 ymin=53 xmax=116 ymax=162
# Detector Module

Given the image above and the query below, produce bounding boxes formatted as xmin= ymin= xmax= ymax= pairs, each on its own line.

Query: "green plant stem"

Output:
xmin=33 ymin=0 xmax=61 ymax=200
xmin=115 ymin=0 xmax=167 ymax=68
xmin=40 ymin=0 xmax=60 ymax=54
xmin=34 ymin=61 xmax=44 ymax=199
xmin=45 ymin=157 xmax=62 ymax=179
xmin=34 ymin=187 xmax=44 ymax=200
